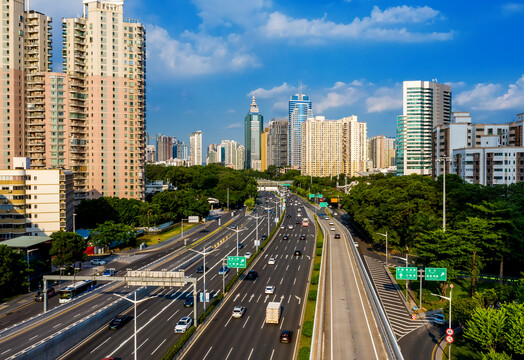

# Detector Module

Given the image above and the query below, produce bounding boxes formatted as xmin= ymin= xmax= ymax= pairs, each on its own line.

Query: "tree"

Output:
xmin=0 ymin=245 xmax=27 ymax=298
xmin=465 ymin=307 xmax=507 ymax=353
xmin=503 ymin=303 xmax=524 ymax=355
xmin=91 ymin=221 xmax=137 ymax=249
xmin=49 ymin=231 xmax=87 ymax=268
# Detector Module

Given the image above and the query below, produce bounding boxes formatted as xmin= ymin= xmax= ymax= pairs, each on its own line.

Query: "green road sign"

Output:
xmin=425 ymin=267 xmax=447 ymax=281
xmin=282 ymin=183 xmax=291 ymax=187
xmin=227 ymin=256 xmax=247 ymax=268
xmin=309 ymin=193 xmax=315 ymax=199
xmin=317 ymin=194 xmax=323 ymax=198
xmin=396 ymin=267 xmax=418 ymax=280
xmin=319 ymin=202 xmax=328 ymax=208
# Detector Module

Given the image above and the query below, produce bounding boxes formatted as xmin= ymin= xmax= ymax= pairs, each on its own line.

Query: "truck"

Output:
xmin=266 ymin=302 xmax=281 ymax=324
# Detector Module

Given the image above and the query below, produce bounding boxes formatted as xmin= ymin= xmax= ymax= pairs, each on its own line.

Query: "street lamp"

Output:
xmin=114 ymin=292 xmax=153 ymax=360
xmin=248 ymin=213 xmax=264 ymax=252
xmin=376 ymin=232 xmax=388 ymax=267
xmin=437 ymin=156 xmax=450 ymax=232
xmin=262 ymin=205 xmax=271 ymax=237
xmin=73 ymin=213 xmax=77 ymax=233
xmin=432 ymin=283 xmax=454 ymax=359
xmin=26 ymin=248 xmax=37 ymax=292
xmin=181 ymin=218 xmax=189 ymax=246
xmin=187 ymin=246 xmax=217 ymax=313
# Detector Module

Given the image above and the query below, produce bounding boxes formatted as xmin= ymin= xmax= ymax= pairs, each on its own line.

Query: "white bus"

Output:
xmin=58 ymin=280 xmax=97 ymax=303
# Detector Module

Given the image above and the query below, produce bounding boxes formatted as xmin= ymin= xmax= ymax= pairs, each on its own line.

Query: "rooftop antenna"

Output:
xmin=298 ymin=81 xmax=303 ymax=97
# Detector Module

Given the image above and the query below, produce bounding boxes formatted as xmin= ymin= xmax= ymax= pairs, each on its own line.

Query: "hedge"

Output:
xmin=308 ymin=290 xmax=317 ymax=301
xmin=298 ymin=347 xmax=311 ymax=360
xmin=161 ymin=326 xmax=196 ymax=360
xmin=302 ymin=321 xmax=313 ymax=337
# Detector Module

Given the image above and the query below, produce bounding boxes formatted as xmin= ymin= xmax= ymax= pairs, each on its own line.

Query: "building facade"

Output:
xmin=396 ymin=80 xmax=451 ymax=176
xmin=260 ymin=129 xmax=268 ymax=172
xmin=369 ymin=135 xmax=396 ymax=170
xmin=244 ymin=96 xmax=263 ymax=170
xmin=206 ymin=143 xmax=219 ymax=165
xmin=267 ymin=119 xmax=288 ymax=168
xmin=189 ymin=130 xmax=202 ymax=166
xmin=288 ymin=93 xmax=312 ymax=168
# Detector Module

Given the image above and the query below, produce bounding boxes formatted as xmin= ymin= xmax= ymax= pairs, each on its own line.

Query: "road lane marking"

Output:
xmin=293 ymin=277 xmax=296 ymax=285
xmin=1 ymin=349 xmax=11 ymax=356
xmin=151 ymin=339 xmax=166 ymax=355
xmin=53 ymin=323 xmax=62 ymax=328
xmin=133 ymin=337 xmax=149 ymax=353
xmin=74 ymin=313 xmax=81 ymax=317
xmin=286 ymin=265 xmax=289 ymax=271
xmin=256 ymin=294 xmax=261 ymax=303
xmin=288 ymin=294 xmax=291 ymax=303
xmin=298 ymin=265 xmax=301 ymax=271
xmin=269 ymin=349 xmax=275 ymax=360
xmin=90 ymin=337 xmax=111 ymax=354
xmin=167 ymin=309 xmax=180 ymax=321
xmin=202 ymin=346 xmax=213 ymax=360
xmin=29 ymin=335 xmax=38 ymax=341
xmin=247 ymin=348 xmax=254 ymax=360
xmin=242 ymin=315 xmax=250 ymax=328
xmin=241 ymin=293 xmax=247 ymax=302
xmin=279 ymin=316 xmax=285 ymax=329
xmin=280 ymin=278 xmax=284 ymax=285
xmin=137 ymin=308 xmax=148 ymax=318
xmin=267 ymin=277 xmax=271 ymax=283
xmin=225 ymin=347 xmax=234 ymax=360
xmin=224 ymin=316 xmax=232 ymax=328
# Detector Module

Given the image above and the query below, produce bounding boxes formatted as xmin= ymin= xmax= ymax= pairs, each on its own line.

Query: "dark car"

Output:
xmin=245 ymin=270 xmax=258 ymax=280
xmin=294 ymin=249 xmax=302 ymax=257
xmin=34 ymin=287 xmax=56 ymax=302
xmin=196 ymin=265 xmax=209 ymax=273
xmin=261 ymin=234 xmax=268 ymax=240
xmin=295 ymin=220 xmax=300 ymax=224
xmin=334 ymin=233 xmax=341 ymax=239
xmin=108 ymin=315 xmax=131 ymax=330
xmin=237 ymin=242 xmax=244 ymax=249
xmin=282 ymin=235 xmax=289 ymax=240
xmin=280 ymin=330 xmax=293 ymax=343
xmin=299 ymin=234 xmax=306 ymax=240
xmin=184 ymin=294 xmax=194 ymax=307
xmin=287 ymin=215 xmax=291 ymax=218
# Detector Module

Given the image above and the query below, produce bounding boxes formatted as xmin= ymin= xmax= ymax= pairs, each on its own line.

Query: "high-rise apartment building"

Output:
xmin=341 ymin=116 xmax=368 ymax=176
xmin=217 ymin=140 xmax=244 ymax=170
xmin=289 ymin=93 xmax=312 ymax=168
xmin=261 ymin=128 xmax=268 ymax=171
xmin=190 ymin=130 xmax=202 ymax=166
xmin=267 ymin=119 xmax=288 ymax=168
xmin=369 ymin=135 xmax=396 ymax=169
xmin=396 ymin=81 xmax=451 ymax=176
xmin=244 ymin=96 xmax=263 ymax=170
xmin=156 ymin=134 xmax=176 ymax=162
xmin=206 ymin=143 xmax=219 ymax=165
xmin=145 ymin=144 xmax=155 ymax=163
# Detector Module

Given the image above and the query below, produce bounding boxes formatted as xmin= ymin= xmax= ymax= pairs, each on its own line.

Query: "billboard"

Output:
xmin=188 ymin=216 xmax=199 ymax=223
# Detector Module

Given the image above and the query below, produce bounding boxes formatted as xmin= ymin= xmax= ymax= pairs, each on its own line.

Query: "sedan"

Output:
xmin=299 ymin=234 xmax=306 ymax=240
xmin=295 ymin=220 xmax=300 ymax=224
xmin=282 ymin=235 xmax=289 ymax=240
xmin=334 ymin=233 xmax=341 ymax=239
xmin=261 ymin=234 xmax=268 ymax=240
xmin=268 ymin=257 xmax=276 ymax=265
xmin=330 ymin=226 xmax=336 ymax=231
xmin=324 ymin=217 xmax=330 ymax=220
xmin=288 ymin=225 xmax=294 ymax=230
xmin=196 ymin=265 xmax=208 ymax=273
xmin=245 ymin=270 xmax=258 ymax=280
xmin=237 ymin=243 xmax=244 ymax=249
xmin=174 ymin=316 xmax=193 ymax=333
xmin=244 ymin=252 xmax=252 ymax=259
xmin=265 ymin=285 xmax=275 ymax=294
xmin=90 ymin=259 xmax=107 ymax=266
xmin=184 ymin=295 xmax=194 ymax=308
xmin=433 ymin=313 xmax=446 ymax=326
xmin=108 ymin=315 xmax=130 ymax=330
xmin=232 ymin=306 xmax=246 ymax=318
xmin=280 ymin=225 xmax=285 ymax=229
xmin=294 ymin=249 xmax=302 ymax=257
xmin=218 ymin=266 xmax=230 ymax=275
xmin=280 ymin=330 xmax=293 ymax=343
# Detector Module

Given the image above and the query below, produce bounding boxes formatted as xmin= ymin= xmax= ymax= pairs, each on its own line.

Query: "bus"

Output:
xmin=58 ymin=280 xmax=97 ymax=303
xmin=302 ymin=218 xmax=309 ymax=227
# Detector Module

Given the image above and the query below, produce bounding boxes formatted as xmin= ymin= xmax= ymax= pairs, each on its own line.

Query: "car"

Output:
xmin=282 ymin=235 xmax=289 ymax=240
xmin=90 ymin=259 xmax=107 ymax=266
xmin=265 ymin=285 xmax=275 ymax=294
xmin=184 ymin=294 xmax=194 ymax=307
xmin=288 ymin=225 xmax=294 ymax=230
xmin=329 ymin=222 xmax=334 ymax=225
xmin=295 ymin=220 xmax=300 ymax=224
xmin=261 ymin=234 xmax=268 ymax=240
xmin=334 ymin=233 xmax=341 ymax=239
xmin=244 ymin=252 xmax=252 ymax=259
xmin=353 ymin=242 xmax=359 ymax=248
xmin=108 ymin=315 xmax=131 ymax=330
xmin=232 ymin=305 xmax=246 ymax=318
xmin=299 ymin=234 xmax=306 ymax=240
xmin=280 ymin=330 xmax=293 ymax=343
xmin=245 ymin=270 xmax=258 ymax=280
xmin=196 ymin=265 xmax=208 ymax=273
xmin=287 ymin=215 xmax=291 ymax=218
xmin=218 ymin=266 xmax=230 ymax=275
xmin=324 ymin=217 xmax=329 ymax=220
xmin=34 ymin=287 xmax=56 ymax=302
xmin=231 ymin=224 xmax=237 ymax=229
xmin=237 ymin=242 xmax=244 ymax=249
xmin=103 ymin=269 xmax=115 ymax=276
xmin=268 ymin=257 xmax=276 ymax=265
xmin=280 ymin=225 xmax=285 ymax=229
xmin=294 ymin=249 xmax=302 ymax=257
xmin=334 ymin=212 xmax=338 ymax=216
xmin=433 ymin=313 xmax=446 ymax=326
xmin=330 ymin=226 xmax=335 ymax=231
xmin=174 ymin=316 xmax=193 ymax=333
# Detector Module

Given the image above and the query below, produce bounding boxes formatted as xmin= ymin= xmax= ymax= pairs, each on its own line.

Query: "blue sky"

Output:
xmin=33 ymin=0 xmax=524 ymax=148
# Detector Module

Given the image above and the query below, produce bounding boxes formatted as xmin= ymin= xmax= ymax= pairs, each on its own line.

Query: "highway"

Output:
xmin=179 ymin=196 xmax=315 ymax=360
xmin=0 ymin=194 xmax=281 ymax=360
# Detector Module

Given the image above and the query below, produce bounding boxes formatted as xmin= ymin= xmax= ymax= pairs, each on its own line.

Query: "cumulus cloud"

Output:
xmin=501 ymin=2 xmax=524 ymax=15
xmin=192 ymin=0 xmax=271 ymax=28
xmin=444 ymin=81 xmax=466 ymax=88
xmin=248 ymin=82 xmax=295 ymax=99
xmin=227 ymin=122 xmax=243 ymax=128
xmin=454 ymin=75 xmax=524 ymax=110
xmin=366 ymin=85 xmax=402 ymax=113
xmin=262 ymin=5 xmax=452 ymax=42
xmin=146 ymin=25 xmax=260 ymax=77
xmin=31 ymin=0 xmax=81 ymax=19
xmin=315 ymin=83 xmax=364 ymax=113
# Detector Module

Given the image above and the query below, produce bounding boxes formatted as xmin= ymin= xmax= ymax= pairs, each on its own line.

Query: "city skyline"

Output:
xmin=32 ymin=0 xmax=524 ymax=147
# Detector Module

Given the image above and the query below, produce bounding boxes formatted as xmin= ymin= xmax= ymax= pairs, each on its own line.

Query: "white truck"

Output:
xmin=266 ymin=302 xmax=281 ymax=324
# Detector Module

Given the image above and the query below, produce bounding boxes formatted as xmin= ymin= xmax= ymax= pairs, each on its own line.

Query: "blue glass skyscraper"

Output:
xmin=288 ymin=93 xmax=312 ymax=167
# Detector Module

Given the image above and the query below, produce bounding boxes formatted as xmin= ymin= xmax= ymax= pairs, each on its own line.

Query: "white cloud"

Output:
xmin=366 ymin=86 xmax=402 ymax=113
xmin=146 ymin=25 xmax=260 ymax=77
xmin=192 ymin=0 xmax=271 ymax=28
xmin=226 ymin=109 xmax=236 ymax=114
xmin=248 ymin=82 xmax=295 ymax=99
xmin=262 ymin=5 xmax=452 ymax=42
xmin=454 ymin=75 xmax=524 ymax=110
xmin=501 ymin=2 xmax=524 ymax=15
xmin=31 ymin=0 xmax=81 ymax=19
xmin=227 ymin=122 xmax=243 ymax=128
xmin=315 ymin=83 xmax=364 ymax=113
xmin=444 ymin=81 xmax=466 ymax=89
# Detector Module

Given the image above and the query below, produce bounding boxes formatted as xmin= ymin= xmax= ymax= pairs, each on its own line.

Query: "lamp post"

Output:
xmin=248 ymin=213 xmax=264 ymax=252
xmin=181 ymin=218 xmax=189 ymax=245
xmin=187 ymin=246 xmax=217 ymax=313
xmin=376 ymin=232 xmax=388 ymax=267
xmin=263 ymin=205 xmax=271 ymax=236
xmin=26 ymin=248 xmax=37 ymax=292
xmin=114 ymin=292 xmax=152 ymax=360
xmin=437 ymin=156 xmax=450 ymax=232
xmin=73 ymin=213 xmax=76 ymax=233
xmin=432 ymin=283 xmax=454 ymax=359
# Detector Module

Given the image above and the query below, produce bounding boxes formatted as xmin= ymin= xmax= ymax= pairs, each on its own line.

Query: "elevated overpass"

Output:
xmin=256 ymin=179 xmax=292 ymax=191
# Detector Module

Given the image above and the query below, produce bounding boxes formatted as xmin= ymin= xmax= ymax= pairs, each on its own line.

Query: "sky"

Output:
xmin=32 ymin=0 xmax=524 ymax=148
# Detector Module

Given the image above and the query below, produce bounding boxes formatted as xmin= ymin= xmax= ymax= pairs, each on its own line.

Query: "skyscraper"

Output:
xmin=369 ymin=135 xmax=396 ymax=170
xmin=267 ymin=119 xmax=288 ymax=168
xmin=190 ymin=130 xmax=202 ymax=166
xmin=396 ymin=80 xmax=451 ymax=176
xmin=288 ymin=93 xmax=312 ymax=168
xmin=244 ymin=96 xmax=263 ymax=170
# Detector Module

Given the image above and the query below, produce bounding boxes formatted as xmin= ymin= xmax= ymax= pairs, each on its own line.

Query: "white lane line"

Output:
xmin=247 ymin=348 xmax=255 ymax=360
xmin=293 ymin=277 xmax=296 ymax=286
xmin=260 ymin=318 xmax=266 ymax=329
xmin=210 ymin=274 xmax=217 ymax=281
xmin=280 ymin=278 xmax=284 ymax=285
xmin=29 ymin=335 xmax=38 ymax=341
xmin=256 ymin=294 xmax=262 ymax=303
xmin=286 ymin=265 xmax=289 ymax=271
xmin=241 ymin=293 xmax=247 ymax=302
xmin=202 ymin=346 xmax=213 ymax=360
xmin=225 ymin=347 xmax=234 ymax=360
xmin=137 ymin=308 xmax=148 ymax=318
xmin=74 ymin=313 xmax=81 ymax=317
xmin=267 ymin=277 xmax=271 ymax=284
xmin=242 ymin=315 xmax=250 ymax=328
xmin=167 ymin=309 xmax=180 ymax=321
xmin=298 ymin=265 xmax=301 ymax=271
xmin=224 ymin=316 xmax=232 ymax=328
xmin=288 ymin=294 xmax=291 ymax=304
xmin=92 ymin=304 xmax=98 ymax=309
xmin=53 ymin=323 xmax=62 ymax=329
xmin=90 ymin=337 xmax=111 ymax=354
xmin=279 ymin=316 xmax=285 ymax=329
xmin=274 ymin=264 xmax=278 ymax=270
xmin=151 ymin=339 xmax=167 ymax=355
xmin=263 ymin=264 xmax=267 ymax=270
xmin=1 ymin=349 xmax=11 ymax=356
xmin=269 ymin=348 xmax=275 ymax=360
xmin=133 ymin=337 xmax=149 ymax=353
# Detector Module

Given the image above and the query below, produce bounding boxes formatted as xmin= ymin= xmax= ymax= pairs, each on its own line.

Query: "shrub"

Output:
xmin=316 ymin=242 xmax=323 ymax=248
xmin=161 ymin=326 xmax=196 ymax=360
xmin=313 ymin=263 xmax=320 ymax=271
xmin=316 ymin=248 xmax=322 ymax=256
xmin=308 ymin=290 xmax=317 ymax=301
xmin=298 ymin=347 xmax=311 ymax=360
xmin=302 ymin=321 xmax=313 ymax=337
xmin=311 ymin=275 xmax=319 ymax=285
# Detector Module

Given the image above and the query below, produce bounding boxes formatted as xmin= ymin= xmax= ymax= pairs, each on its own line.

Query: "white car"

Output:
xmin=268 ymin=257 xmax=276 ymax=265
xmin=244 ymin=252 xmax=252 ymax=259
xmin=280 ymin=225 xmax=285 ymax=229
xmin=329 ymin=222 xmax=334 ymax=225
xmin=330 ymin=226 xmax=335 ymax=231
xmin=288 ymin=225 xmax=294 ymax=230
xmin=232 ymin=306 xmax=246 ymax=318
xmin=265 ymin=285 xmax=275 ymax=294
xmin=90 ymin=259 xmax=106 ymax=266
xmin=174 ymin=316 xmax=193 ymax=333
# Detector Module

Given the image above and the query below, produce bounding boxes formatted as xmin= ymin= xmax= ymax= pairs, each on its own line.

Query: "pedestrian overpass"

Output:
xmin=256 ymin=179 xmax=292 ymax=191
